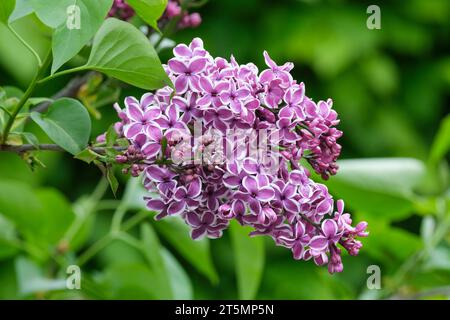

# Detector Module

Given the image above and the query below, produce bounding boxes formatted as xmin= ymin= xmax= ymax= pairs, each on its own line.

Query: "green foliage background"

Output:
xmin=0 ymin=0 xmax=449 ymax=299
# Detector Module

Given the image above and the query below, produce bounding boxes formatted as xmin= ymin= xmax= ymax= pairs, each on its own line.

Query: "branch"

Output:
xmin=31 ymin=71 xmax=96 ymax=114
xmin=0 ymin=144 xmax=126 ymax=154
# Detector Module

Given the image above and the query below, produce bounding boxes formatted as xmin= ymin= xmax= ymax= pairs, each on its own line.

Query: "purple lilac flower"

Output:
xmin=109 ymin=38 xmax=368 ymax=273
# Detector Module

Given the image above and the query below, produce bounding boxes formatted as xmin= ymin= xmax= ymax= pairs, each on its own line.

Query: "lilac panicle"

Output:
xmin=108 ymin=38 xmax=368 ymax=274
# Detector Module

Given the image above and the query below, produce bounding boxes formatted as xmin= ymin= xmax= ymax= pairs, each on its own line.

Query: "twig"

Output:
xmin=0 ymin=144 xmax=126 ymax=154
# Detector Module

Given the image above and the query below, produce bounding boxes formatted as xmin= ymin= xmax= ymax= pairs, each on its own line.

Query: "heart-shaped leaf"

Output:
xmin=51 ymin=0 xmax=113 ymax=73
xmin=84 ymin=18 xmax=172 ymax=90
xmin=126 ymin=0 xmax=167 ymax=32
xmin=31 ymin=98 xmax=91 ymax=155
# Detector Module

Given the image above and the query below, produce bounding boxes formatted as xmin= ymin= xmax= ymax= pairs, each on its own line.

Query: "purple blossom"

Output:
xmin=109 ymin=37 xmax=367 ymax=274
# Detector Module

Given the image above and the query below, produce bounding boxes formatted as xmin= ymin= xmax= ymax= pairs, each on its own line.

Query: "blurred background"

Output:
xmin=0 ymin=0 xmax=449 ymax=299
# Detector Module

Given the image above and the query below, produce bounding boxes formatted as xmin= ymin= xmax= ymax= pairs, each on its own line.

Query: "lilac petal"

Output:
xmin=321 ymin=219 xmax=338 ymax=238
xmin=173 ymin=187 xmax=187 ymax=201
xmin=215 ymin=81 xmax=230 ymax=93
xmin=245 ymin=98 xmax=259 ymax=110
xmin=127 ymin=104 xmax=144 ymax=122
xmin=295 ymin=221 xmax=306 ymax=238
xmin=217 ymin=107 xmax=233 ymax=120
xmin=207 ymin=197 xmax=219 ymax=211
xmin=168 ymin=59 xmax=188 ymax=74
xmin=223 ymin=175 xmax=241 ymax=188
xmin=283 ymin=199 xmax=299 ymax=212
xmin=199 ymin=77 xmax=213 ymax=93
xmin=336 ymin=199 xmax=344 ymax=214
xmin=256 ymin=174 xmax=269 ymax=187
xmin=191 ymin=227 xmax=206 ymax=240
xmin=259 ymin=69 xmax=274 ymax=83
xmin=141 ymin=142 xmax=161 ymax=158
xmin=232 ymin=200 xmax=246 ymax=215
xmin=187 ymin=178 xmax=202 ymax=198
xmin=289 ymin=170 xmax=306 ymax=185
xmin=189 ymin=57 xmax=208 ymax=73
xmin=257 ymin=187 xmax=275 ymax=201
xmin=133 ymin=133 xmax=147 ymax=148
xmin=146 ymin=125 xmax=162 ymax=142
xmin=166 ymin=104 xmax=179 ymax=121
xmin=316 ymin=199 xmax=332 ymax=215
xmin=263 ymin=50 xmax=277 ymax=69
xmin=242 ymin=158 xmax=258 ymax=174
xmin=292 ymin=243 xmax=304 ymax=260
xmin=146 ymin=165 xmax=165 ymax=181
xmin=173 ymin=44 xmax=191 ymax=57
xmin=140 ymin=93 xmax=155 ymax=108
xmin=202 ymin=212 xmax=215 ymax=224
xmin=186 ymin=212 xmax=201 ymax=227
xmin=175 ymin=75 xmax=189 ymax=93
xmin=236 ymin=88 xmax=250 ymax=99
xmin=125 ymin=123 xmax=143 ymax=138
xmin=283 ymin=184 xmax=296 ymax=198
xmin=146 ymin=199 xmax=165 ymax=211
xmin=309 ymin=236 xmax=328 ymax=251
xmin=249 ymin=200 xmax=261 ymax=215
xmin=171 ymin=96 xmax=188 ymax=109
xmin=242 ymin=176 xmax=258 ymax=194
xmin=213 ymin=118 xmax=228 ymax=132
xmin=197 ymin=95 xmax=212 ymax=107
xmin=167 ymin=201 xmax=186 ymax=215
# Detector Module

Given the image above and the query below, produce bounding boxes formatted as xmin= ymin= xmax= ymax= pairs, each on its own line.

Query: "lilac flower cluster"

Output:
xmin=108 ymin=0 xmax=202 ymax=29
xmin=111 ymin=38 xmax=368 ymax=273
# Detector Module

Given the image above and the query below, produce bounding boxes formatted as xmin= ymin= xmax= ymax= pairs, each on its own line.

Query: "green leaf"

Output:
xmin=122 ymin=176 xmax=152 ymax=211
xmin=106 ymin=123 xmax=118 ymax=147
xmin=153 ymin=215 xmax=219 ymax=283
xmin=74 ymin=148 xmax=98 ymax=164
xmin=102 ymin=263 xmax=163 ymax=299
xmin=19 ymin=131 xmax=39 ymax=149
xmin=140 ymin=223 xmax=172 ymax=299
xmin=9 ymin=0 xmax=33 ymax=23
xmin=29 ymin=0 xmax=73 ymax=28
xmin=322 ymin=158 xmax=425 ymax=221
xmin=229 ymin=220 xmax=265 ymax=299
xmin=31 ymin=98 xmax=91 ymax=155
xmin=0 ymin=181 xmax=75 ymax=256
xmin=106 ymin=166 xmax=119 ymax=197
xmin=161 ymin=248 xmax=193 ymax=300
xmin=429 ymin=114 xmax=450 ymax=166
xmin=51 ymin=0 xmax=113 ymax=73
xmin=15 ymin=256 xmax=66 ymax=296
xmin=0 ymin=215 xmax=19 ymax=260
xmin=126 ymin=0 xmax=167 ymax=32
xmin=0 ymin=0 xmax=15 ymax=25
xmin=84 ymin=18 xmax=171 ymax=90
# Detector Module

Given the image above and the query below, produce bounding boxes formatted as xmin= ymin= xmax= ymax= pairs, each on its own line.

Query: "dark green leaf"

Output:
xmin=51 ymin=0 xmax=113 ymax=73
xmin=31 ymin=98 xmax=91 ymax=155
xmin=126 ymin=0 xmax=167 ymax=31
xmin=229 ymin=220 xmax=265 ymax=299
xmin=85 ymin=18 xmax=172 ymax=90
xmin=0 ymin=215 xmax=19 ymax=260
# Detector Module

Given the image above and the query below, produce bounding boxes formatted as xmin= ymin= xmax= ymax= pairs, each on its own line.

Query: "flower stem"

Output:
xmin=1 ymin=50 xmax=52 ymax=144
